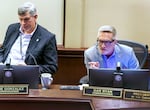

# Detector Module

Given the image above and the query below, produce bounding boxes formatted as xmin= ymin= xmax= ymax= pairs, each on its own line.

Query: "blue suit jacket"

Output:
xmin=84 ymin=43 xmax=139 ymax=72
xmin=0 ymin=23 xmax=58 ymax=74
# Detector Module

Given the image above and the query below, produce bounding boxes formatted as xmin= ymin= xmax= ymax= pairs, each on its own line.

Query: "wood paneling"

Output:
xmin=53 ymin=47 xmax=86 ymax=85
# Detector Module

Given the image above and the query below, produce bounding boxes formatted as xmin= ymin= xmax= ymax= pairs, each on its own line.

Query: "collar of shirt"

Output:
xmin=102 ymin=51 xmax=116 ymax=68
xmin=19 ymin=24 xmax=38 ymax=36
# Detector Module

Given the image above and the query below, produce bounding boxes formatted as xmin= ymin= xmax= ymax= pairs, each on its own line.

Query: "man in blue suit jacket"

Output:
xmin=85 ymin=25 xmax=139 ymax=71
xmin=0 ymin=2 xmax=58 ymax=74
xmin=80 ymin=25 xmax=139 ymax=84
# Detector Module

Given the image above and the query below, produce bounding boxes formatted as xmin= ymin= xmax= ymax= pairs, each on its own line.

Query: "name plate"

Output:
xmin=0 ymin=84 xmax=29 ymax=94
xmin=83 ymin=86 xmax=123 ymax=98
xmin=123 ymin=89 xmax=150 ymax=102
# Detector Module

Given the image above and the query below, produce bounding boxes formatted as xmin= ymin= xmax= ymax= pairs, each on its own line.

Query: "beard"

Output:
xmin=100 ymin=48 xmax=114 ymax=56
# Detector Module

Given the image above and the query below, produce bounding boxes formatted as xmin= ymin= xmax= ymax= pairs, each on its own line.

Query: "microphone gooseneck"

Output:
xmin=113 ymin=62 xmax=123 ymax=88
xmin=29 ymin=53 xmax=38 ymax=65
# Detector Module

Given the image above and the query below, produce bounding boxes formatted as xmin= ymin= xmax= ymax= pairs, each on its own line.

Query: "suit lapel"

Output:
xmin=115 ymin=45 xmax=123 ymax=65
xmin=9 ymin=32 xmax=20 ymax=47
xmin=26 ymin=25 xmax=41 ymax=54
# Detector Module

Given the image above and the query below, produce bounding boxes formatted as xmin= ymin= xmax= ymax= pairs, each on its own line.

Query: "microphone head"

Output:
xmin=5 ymin=58 xmax=11 ymax=66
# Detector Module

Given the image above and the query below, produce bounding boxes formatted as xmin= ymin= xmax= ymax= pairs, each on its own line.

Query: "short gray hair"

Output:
xmin=18 ymin=2 xmax=37 ymax=16
xmin=97 ymin=25 xmax=117 ymax=39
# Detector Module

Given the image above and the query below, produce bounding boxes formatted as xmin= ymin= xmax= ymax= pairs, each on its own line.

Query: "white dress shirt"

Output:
xmin=5 ymin=25 xmax=37 ymax=65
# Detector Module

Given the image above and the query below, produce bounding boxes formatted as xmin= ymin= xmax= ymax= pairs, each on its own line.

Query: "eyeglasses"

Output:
xmin=97 ymin=40 xmax=114 ymax=46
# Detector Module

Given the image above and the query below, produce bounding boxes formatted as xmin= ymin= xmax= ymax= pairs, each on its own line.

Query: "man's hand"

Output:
xmin=88 ymin=62 xmax=99 ymax=69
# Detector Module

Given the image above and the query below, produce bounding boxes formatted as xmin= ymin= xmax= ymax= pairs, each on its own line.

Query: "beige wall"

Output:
xmin=1 ymin=0 xmax=150 ymax=48
xmin=65 ymin=0 xmax=150 ymax=48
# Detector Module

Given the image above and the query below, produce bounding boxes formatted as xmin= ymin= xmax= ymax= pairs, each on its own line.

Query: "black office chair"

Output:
xmin=118 ymin=40 xmax=148 ymax=68
xmin=79 ymin=40 xmax=148 ymax=84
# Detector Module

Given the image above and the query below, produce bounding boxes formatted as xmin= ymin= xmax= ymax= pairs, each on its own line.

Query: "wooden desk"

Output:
xmin=0 ymin=85 xmax=150 ymax=110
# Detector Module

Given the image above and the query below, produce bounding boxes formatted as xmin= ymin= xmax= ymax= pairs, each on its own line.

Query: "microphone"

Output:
xmin=113 ymin=62 xmax=123 ymax=88
xmin=5 ymin=57 xmax=11 ymax=66
xmin=29 ymin=53 xmax=38 ymax=65
xmin=3 ymin=58 xmax=14 ymax=84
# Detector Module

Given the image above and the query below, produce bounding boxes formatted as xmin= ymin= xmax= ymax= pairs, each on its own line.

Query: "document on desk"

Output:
xmin=60 ymin=84 xmax=89 ymax=90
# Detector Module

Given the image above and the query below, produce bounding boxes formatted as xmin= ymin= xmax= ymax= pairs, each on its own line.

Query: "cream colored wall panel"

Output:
xmin=82 ymin=0 xmax=150 ymax=47
xmin=65 ymin=0 xmax=84 ymax=48
xmin=65 ymin=0 xmax=150 ymax=48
